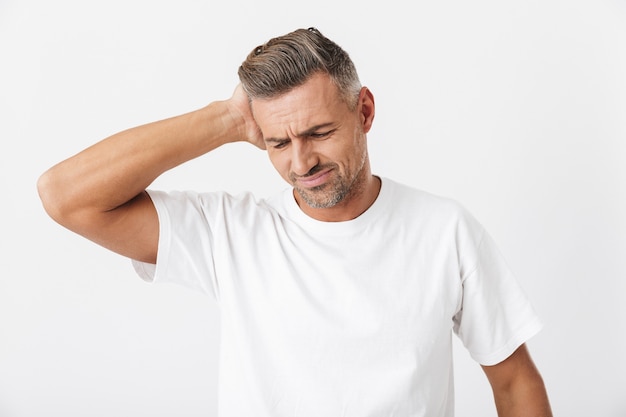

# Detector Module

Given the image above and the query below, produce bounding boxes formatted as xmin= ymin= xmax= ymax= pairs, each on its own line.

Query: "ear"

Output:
xmin=358 ymin=87 xmax=375 ymax=134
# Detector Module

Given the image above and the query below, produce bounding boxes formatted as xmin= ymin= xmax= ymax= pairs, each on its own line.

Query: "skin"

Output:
xmin=37 ymin=85 xmax=260 ymax=264
xmin=251 ymin=72 xmax=379 ymax=222
xmin=37 ymin=72 xmax=551 ymax=416
xmin=482 ymin=344 xmax=553 ymax=416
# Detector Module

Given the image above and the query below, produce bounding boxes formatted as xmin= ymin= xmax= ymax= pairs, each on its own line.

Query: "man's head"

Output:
xmin=238 ymin=27 xmax=362 ymax=109
xmin=238 ymin=28 xmax=377 ymax=221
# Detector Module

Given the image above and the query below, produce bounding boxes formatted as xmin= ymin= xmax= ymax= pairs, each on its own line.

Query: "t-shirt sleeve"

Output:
xmin=131 ymin=189 xmax=220 ymax=299
xmin=452 ymin=213 xmax=543 ymax=366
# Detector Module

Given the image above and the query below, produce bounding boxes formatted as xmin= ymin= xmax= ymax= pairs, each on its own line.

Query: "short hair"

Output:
xmin=238 ymin=27 xmax=362 ymax=109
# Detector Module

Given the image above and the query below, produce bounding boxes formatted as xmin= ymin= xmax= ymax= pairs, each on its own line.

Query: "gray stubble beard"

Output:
xmin=294 ymin=150 xmax=368 ymax=210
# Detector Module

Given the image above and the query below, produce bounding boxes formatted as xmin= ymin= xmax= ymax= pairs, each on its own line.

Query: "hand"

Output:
xmin=226 ymin=84 xmax=266 ymax=150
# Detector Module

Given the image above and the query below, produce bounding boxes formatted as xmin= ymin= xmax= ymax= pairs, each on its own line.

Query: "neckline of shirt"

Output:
xmin=281 ymin=176 xmax=393 ymax=236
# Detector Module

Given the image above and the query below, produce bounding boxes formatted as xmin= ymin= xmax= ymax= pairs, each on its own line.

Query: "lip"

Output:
xmin=295 ymin=169 xmax=332 ymax=188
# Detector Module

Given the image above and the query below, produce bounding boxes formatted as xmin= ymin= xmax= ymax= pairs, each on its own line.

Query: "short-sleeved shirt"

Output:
xmin=133 ymin=178 xmax=542 ymax=417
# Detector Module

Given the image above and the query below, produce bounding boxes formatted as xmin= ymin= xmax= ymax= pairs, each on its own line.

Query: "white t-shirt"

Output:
xmin=133 ymin=178 xmax=542 ymax=417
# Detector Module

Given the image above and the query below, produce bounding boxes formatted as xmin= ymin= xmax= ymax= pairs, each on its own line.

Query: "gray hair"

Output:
xmin=238 ymin=27 xmax=362 ymax=109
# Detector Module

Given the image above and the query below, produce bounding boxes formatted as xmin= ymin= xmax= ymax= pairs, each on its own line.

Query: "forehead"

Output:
xmin=251 ymin=73 xmax=349 ymax=135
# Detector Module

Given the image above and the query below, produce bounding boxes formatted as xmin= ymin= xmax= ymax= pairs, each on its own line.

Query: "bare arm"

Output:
xmin=37 ymin=85 xmax=263 ymax=264
xmin=481 ymin=344 xmax=553 ymax=417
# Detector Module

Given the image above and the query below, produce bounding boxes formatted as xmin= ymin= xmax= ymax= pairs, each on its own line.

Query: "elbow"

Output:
xmin=37 ymin=167 xmax=74 ymax=226
xmin=37 ymin=168 xmax=60 ymax=220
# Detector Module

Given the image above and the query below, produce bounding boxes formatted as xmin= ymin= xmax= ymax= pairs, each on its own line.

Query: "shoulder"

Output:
xmin=147 ymin=188 xmax=267 ymax=208
xmin=382 ymin=178 xmax=474 ymax=221
xmin=146 ymin=188 xmax=288 ymax=224
xmin=382 ymin=178 xmax=485 ymax=244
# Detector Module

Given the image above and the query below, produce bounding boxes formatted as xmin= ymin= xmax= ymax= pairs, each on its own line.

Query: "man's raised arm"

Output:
xmin=37 ymin=86 xmax=263 ymax=264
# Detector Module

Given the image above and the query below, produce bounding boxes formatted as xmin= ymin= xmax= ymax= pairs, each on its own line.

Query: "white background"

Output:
xmin=1 ymin=0 xmax=625 ymax=416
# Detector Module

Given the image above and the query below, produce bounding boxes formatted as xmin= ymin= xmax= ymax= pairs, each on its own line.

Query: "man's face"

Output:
xmin=251 ymin=73 xmax=375 ymax=215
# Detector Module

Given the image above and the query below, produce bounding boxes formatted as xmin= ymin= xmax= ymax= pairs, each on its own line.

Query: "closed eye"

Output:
xmin=272 ymin=140 xmax=290 ymax=149
xmin=309 ymin=130 xmax=334 ymax=139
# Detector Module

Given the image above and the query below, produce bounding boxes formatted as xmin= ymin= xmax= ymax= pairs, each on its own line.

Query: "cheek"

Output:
xmin=344 ymin=129 xmax=367 ymax=163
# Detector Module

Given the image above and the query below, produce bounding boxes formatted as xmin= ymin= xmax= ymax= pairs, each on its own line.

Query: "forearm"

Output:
xmin=38 ymin=100 xmax=236 ymax=221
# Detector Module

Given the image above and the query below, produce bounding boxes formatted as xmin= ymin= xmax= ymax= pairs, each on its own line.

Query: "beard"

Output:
xmin=290 ymin=154 xmax=367 ymax=210
xmin=293 ymin=168 xmax=350 ymax=209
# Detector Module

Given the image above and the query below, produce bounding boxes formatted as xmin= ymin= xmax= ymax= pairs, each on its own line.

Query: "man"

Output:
xmin=38 ymin=27 xmax=552 ymax=416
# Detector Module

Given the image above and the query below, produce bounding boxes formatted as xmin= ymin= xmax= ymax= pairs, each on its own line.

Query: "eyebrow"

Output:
xmin=264 ymin=123 xmax=336 ymax=143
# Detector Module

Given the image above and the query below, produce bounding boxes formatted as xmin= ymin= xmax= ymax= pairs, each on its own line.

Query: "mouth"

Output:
xmin=294 ymin=168 xmax=333 ymax=189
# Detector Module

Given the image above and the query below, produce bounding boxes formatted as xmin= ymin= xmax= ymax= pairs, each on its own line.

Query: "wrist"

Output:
xmin=197 ymin=100 xmax=241 ymax=148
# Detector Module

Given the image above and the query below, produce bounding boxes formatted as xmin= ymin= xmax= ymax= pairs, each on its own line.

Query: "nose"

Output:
xmin=290 ymin=140 xmax=319 ymax=177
